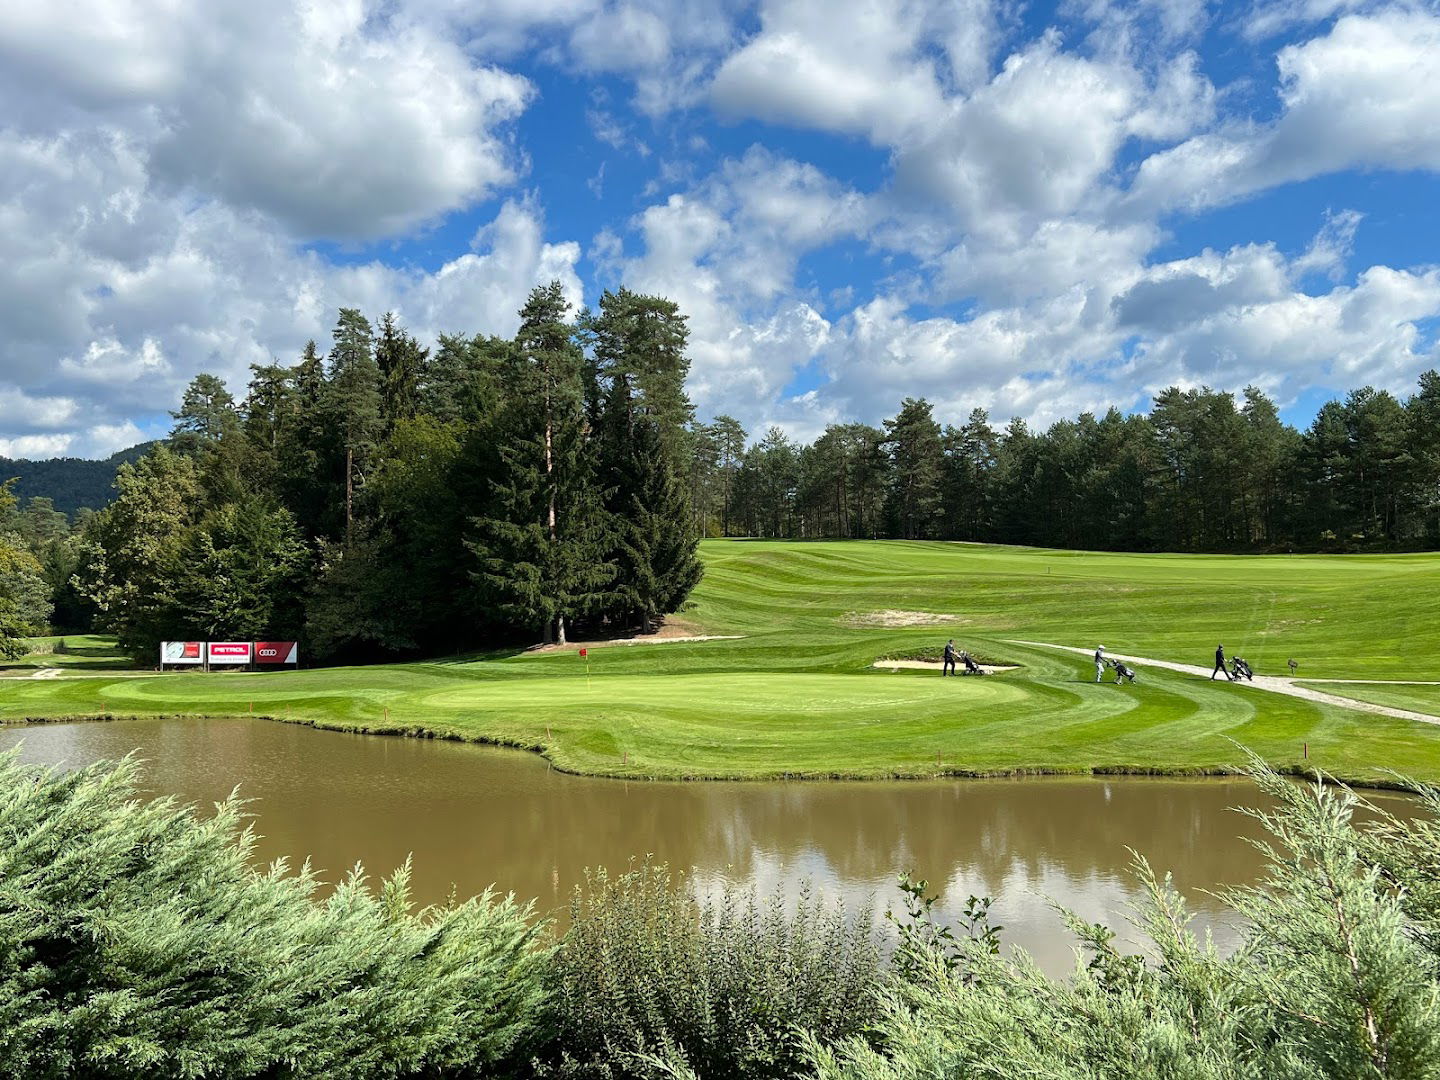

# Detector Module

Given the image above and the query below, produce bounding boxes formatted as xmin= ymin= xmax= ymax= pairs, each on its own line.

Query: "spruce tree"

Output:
xmin=374 ymin=311 xmax=428 ymax=432
xmin=467 ymin=283 xmax=609 ymax=645
xmin=585 ymin=288 xmax=702 ymax=629
xmin=323 ymin=308 xmax=382 ymax=538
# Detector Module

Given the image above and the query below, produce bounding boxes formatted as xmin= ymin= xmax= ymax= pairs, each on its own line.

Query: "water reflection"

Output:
xmin=1 ymin=717 xmax=1346 ymax=974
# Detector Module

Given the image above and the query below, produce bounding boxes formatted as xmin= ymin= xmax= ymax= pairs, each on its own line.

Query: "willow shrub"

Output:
xmin=811 ymin=760 xmax=1440 ymax=1080
xmin=0 ymin=750 xmax=547 ymax=1079
xmin=540 ymin=862 xmax=883 ymax=1079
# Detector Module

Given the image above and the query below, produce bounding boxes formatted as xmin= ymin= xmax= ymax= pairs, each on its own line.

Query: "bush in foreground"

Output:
xmin=541 ymin=862 xmax=883 ymax=1079
xmin=0 ymin=751 xmax=547 ymax=1078
xmin=810 ymin=761 xmax=1440 ymax=1080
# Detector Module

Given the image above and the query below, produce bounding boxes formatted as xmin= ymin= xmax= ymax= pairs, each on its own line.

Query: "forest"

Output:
xmin=3 ymin=280 xmax=1440 ymax=662
xmin=1 ymin=283 xmax=702 ymax=661
xmin=696 ymin=378 xmax=1440 ymax=552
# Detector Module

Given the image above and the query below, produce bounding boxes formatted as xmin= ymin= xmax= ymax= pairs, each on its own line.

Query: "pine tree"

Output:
xmin=169 ymin=373 xmax=240 ymax=454
xmin=883 ymin=398 xmax=944 ymax=540
xmin=711 ymin=415 xmax=747 ymax=537
xmin=324 ymin=308 xmax=382 ymax=538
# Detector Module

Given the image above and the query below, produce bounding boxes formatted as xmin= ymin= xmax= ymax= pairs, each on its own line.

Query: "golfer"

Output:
xmin=1212 ymin=643 xmax=1230 ymax=681
xmin=1094 ymin=645 xmax=1106 ymax=683
xmin=943 ymin=639 xmax=957 ymax=676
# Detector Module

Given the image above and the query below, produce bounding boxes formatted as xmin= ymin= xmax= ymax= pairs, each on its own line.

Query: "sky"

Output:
xmin=2 ymin=0 xmax=1439 ymax=459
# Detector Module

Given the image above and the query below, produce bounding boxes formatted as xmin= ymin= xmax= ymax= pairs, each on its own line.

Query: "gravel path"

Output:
xmin=1009 ymin=640 xmax=1440 ymax=728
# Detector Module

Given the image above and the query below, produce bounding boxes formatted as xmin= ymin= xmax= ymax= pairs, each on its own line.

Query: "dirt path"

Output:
xmin=1008 ymin=640 xmax=1440 ymax=727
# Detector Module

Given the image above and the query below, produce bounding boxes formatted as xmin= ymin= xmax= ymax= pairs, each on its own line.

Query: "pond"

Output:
xmin=0 ymin=716 xmax=1334 ymax=973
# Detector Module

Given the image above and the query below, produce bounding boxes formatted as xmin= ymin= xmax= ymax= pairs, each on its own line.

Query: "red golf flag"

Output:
xmin=578 ymin=648 xmax=588 ymax=658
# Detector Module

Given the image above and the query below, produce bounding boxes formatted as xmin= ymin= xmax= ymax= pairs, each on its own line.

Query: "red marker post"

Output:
xmin=579 ymin=647 xmax=590 ymax=690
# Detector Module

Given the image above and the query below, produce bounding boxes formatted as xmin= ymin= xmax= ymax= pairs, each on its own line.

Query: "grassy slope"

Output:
xmin=1302 ymin=682 xmax=1440 ymax=716
xmin=5 ymin=540 xmax=1440 ymax=783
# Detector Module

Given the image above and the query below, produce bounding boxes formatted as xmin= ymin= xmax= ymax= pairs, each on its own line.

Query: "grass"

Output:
xmin=3 ymin=634 xmax=138 ymax=671
xmin=1301 ymin=682 xmax=1440 ymax=717
xmin=4 ymin=539 xmax=1440 ymax=784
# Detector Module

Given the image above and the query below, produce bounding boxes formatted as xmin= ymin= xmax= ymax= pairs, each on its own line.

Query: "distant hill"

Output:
xmin=0 ymin=442 xmax=159 ymax=517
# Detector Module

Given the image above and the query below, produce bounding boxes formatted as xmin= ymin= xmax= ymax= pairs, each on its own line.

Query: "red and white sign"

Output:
xmin=161 ymin=641 xmax=205 ymax=665
xmin=207 ymin=641 xmax=253 ymax=665
xmin=253 ymin=641 xmax=299 ymax=665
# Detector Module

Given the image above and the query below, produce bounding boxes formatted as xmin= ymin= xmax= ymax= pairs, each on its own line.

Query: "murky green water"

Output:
xmin=1 ymin=716 xmax=1335 ymax=973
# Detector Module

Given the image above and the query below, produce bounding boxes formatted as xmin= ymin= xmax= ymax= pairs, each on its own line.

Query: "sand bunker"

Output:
xmin=872 ymin=659 xmax=1017 ymax=675
xmin=845 ymin=610 xmax=963 ymax=628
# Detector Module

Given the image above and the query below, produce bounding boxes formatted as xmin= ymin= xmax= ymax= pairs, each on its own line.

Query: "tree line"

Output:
xmin=687 ymin=378 xmax=1440 ymax=552
xmin=6 ymin=299 xmax=1440 ymax=661
xmin=17 ymin=284 xmax=702 ymax=662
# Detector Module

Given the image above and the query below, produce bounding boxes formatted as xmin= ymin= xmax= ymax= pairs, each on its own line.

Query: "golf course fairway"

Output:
xmin=6 ymin=539 xmax=1440 ymax=785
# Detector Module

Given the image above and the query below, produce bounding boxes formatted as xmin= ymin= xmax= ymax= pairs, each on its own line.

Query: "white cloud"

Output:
xmin=0 ymin=120 xmax=581 ymax=452
xmin=1132 ymin=10 xmax=1440 ymax=212
xmin=0 ymin=0 xmax=534 ymax=240
xmin=894 ymin=36 xmax=1138 ymax=237
xmin=711 ymin=0 xmax=947 ymax=141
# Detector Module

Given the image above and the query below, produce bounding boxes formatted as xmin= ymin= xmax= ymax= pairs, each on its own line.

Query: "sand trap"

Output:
xmin=873 ymin=659 xmax=1017 ymax=675
xmin=845 ymin=610 xmax=963 ymax=628
xmin=531 ymin=633 xmax=744 ymax=654
xmin=1009 ymin=640 xmax=1440 ymax=727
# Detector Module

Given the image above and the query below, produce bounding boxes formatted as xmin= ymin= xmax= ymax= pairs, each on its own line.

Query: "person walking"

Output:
xmin=1212 ymin=643 xmax=1230 ymax=681
xmin=1094 ymin=645 xmax=1106 ymax=683
xmin=942 ymin=639 xmax=957 ymax=677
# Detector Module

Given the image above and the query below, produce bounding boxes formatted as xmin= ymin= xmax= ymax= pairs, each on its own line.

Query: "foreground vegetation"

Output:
xmin=4 ymin=750 xmax=1437 ymax=1078
xmin=6 ymin=540 xmax=1440 ymax=784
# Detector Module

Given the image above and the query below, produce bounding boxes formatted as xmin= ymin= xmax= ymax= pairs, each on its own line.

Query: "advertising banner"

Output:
xmin=207 ymin=641 xmax=253 ymax=665
xmin=253 ymin=641 xmax=299 ymax=665
xmin=161 ymin=641 xmax=205 ymax=665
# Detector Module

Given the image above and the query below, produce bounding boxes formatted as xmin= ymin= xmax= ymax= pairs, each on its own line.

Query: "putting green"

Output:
xmin=5 ymin=540 xmax=1440 ymax=783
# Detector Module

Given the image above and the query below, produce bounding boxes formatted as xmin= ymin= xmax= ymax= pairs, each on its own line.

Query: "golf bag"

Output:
xmin=962 ymin=653 xmax=985 ymax=675
xmin=1230 ymin=656 xmax=1254 ymax=681
xmin=1111 ymin=659 xmax=1137 ymax=684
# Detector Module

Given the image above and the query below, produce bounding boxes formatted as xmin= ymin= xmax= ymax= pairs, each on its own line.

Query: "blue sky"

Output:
xmin=1 ymin=0 xmax=1439 ymax=458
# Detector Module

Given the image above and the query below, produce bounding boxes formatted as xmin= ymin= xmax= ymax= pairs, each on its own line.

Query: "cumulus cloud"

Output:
xmin=1132 ymin=10 xmax=1440 ymax=212
xmin=0 ymin=0 xmax=533 ymax=239
xmin=711 ymin=0 xmax=947 ymax=141
xmin=5 ymin=0 xmax=1440 ymax=460
xmin=0 ymin=119 xmax=580 ymax=455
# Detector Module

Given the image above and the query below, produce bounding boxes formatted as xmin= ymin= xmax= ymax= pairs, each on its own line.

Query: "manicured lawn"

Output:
xmin=1302 ymin=682 xmax=1440 ymax=718
xmin=3 ymin=634 xmax=136 ymax=671
xmin=5 ymin=540 xmax=1440 ymax=784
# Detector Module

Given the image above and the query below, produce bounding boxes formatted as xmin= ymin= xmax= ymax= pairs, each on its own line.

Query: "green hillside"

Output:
xmin=0 ymin=442 xmax=157 ymax=516
xmin=5 ymin=539 xmax=1440 ymax=784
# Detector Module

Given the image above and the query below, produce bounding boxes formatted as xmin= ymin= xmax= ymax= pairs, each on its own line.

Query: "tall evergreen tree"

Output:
xmin=324 ymin=308 xmax=382 ymax=538
xmin=883 ymin=399 xmax=945 ymax=540
xmin=375 ymin=311 xmax=428 ymax=432
xmin=468 ymin=283 xmax=609 ymax=645
xmin=711 ymin=415 xmax=748 ymax=537
xmin=169 ymin=373 xmax=240 ymax=455
xmin=584 ymin=288 xmax=701 ymax=629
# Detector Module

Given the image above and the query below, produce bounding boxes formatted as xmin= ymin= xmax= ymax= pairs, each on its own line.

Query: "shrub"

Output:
xmin=541 ymin=862 xmax=883 ymax=1079
xmin=809 ymin=760 xmax=1440 ymax=1080
xmin=0 ymin=751 xmax=548 ymax=1079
